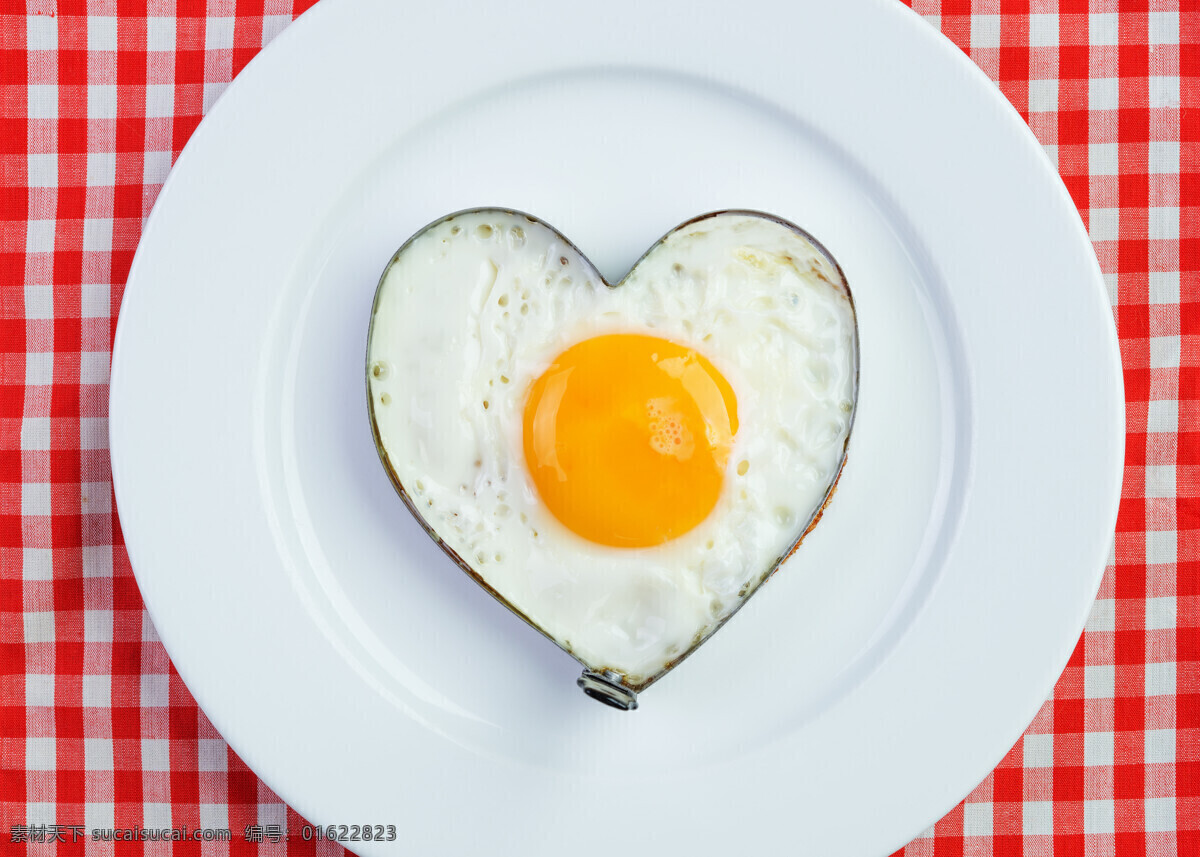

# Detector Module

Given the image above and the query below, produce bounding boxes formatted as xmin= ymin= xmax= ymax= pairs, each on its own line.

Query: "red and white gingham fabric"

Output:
xmin=1 ymin=1 xmax=1195 ymax=854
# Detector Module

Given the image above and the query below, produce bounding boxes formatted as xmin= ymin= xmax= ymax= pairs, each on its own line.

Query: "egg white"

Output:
xmin=367 ymin=210 xmax=856 ymax=683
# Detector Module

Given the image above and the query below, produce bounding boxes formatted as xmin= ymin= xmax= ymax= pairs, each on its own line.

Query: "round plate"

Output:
xmin=109 ymin=1 xmax=1123 ymax=854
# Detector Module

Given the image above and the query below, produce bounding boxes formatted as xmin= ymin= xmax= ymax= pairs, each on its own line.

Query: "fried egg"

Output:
xmin=367 ymin=209 xmax=857 ymax=688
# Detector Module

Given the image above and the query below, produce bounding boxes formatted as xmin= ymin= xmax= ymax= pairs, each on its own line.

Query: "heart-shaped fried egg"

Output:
xmin=367 ymin=209 xmax=857 ymax=704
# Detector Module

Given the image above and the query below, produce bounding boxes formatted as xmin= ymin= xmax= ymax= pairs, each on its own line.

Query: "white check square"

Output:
xmin=25 ymin=348 xmax=52 ymax=383
xmin=141 ymin=673 xmax=170 ymax=707
xmin=142 ymin=738 xmax=170 ymax=772
xmin=972 ymin=15 xmax=1000 ymax=49
xmin=963 ymin=802 xmax=992 ymax=837
xmin=1144 ymin=729 xmax=1174 ymax=764
xmin=1145 ymin=466 xmax=1175 ymax=499
xmin=1090 ymin=13 xmax=1119 ymax=46
xmin=87 ymin=16 xmax=117 ymax=51
xmin=26 ymin=736 xmax=55 ymax=771
xmin=1024 ymin=801 xmax=1053 ymax=836
xmin=1146 ymin=797 xmax=1174 ymax=833
xmin=199 ymin=739 xmax=228 ymax=772
xmin=23 ymin=549 xmax=53 ymax=581
xmin=1146 ymin=661 xmax=1175 ymax=696
xmin=143 ymin=150 xmax=173 ymax=183
xmin=85 ymin=738 xmax=114 ymax=771
xmin=82 ymin=218 xmax=114 ymax=253
xmin=1085 ymin=664 xmax=1114 ymax=699
xmin=82 ymin=283 xmax=110 ymax=319
xmin=1146 ymin=597 xmax=1176 ymax=631
xmin=26 ymin=13 xmax=57 ymax=50
xmin=1090 ymin=145 xmax=1119 ymax=177
xmin=200 ymin=804 xmax=229 ymax=831
xmin=144 ymin=803 xmax=172 ymax=829
xmin=1029 ymin=79 xmax=1057 ymax=113
xmin=22 ymin=417 xmax=51 ymax=450
xmin=21 ymin=482 xmax=50 ymax=516
xmin=80 ymin=351 xmax=110 ymax=385
xmin=1089 ymin=77 xmax=1120 ymax=111
xmin=1024 ymin=733 xmax=1054 ymax=767
xmin=1149 ymin=208 xmax=1179 ymax=241
xmin=1086 ymin=598 xmax=1116 ymax=632
xmin=26 ymin=219 xmax=55 ymax=254
xmin=205 ymin=16 xmax=235 ymax=51
xmin=1029 ymin=14 xmax=1058 ymax=47
xmin=1146 ymin=530 xmax=1176 ymax=565
xmin=146 ymin=17 xmax=175 ymax=52
xmin=27 ymin=85 xmax=57 ymax=119
xmin=258 ymin=802 xmax=286 ymax=827
xmin=79 ymin=417 xmax=107 ymax=451
xmin=1149 ymin=270 xmax=1180 ymax=304
xmin=1150 ymin=76 xmax=1179 ymax=109
xmin=1089 ymin=207 xmax=1119 ymax=241
xmin=1084 ymin=799 xmax=1114 ymax=835
xmin=82 ymin=674 xmax=111 ymax=707
xmin=83 ymin=544 xmax=114 ymax=578
xmin=27 ymin=154 xmax=57 ymax=188
xmin=25 ymin=674 xmax=54 ymax=707
xmin=1149 ymin=12 xmax=1178 ymax=45
xmin=84 ymin=609 xmax=113 ymax=643
xmin=87 ymin=152 xmax=116 ymax=187
xmin=24 ymin=611 xmax=55 ymax=643
xmin=1149 ymin=141 xmax=1179 ymax=175
xmin=146 ymin=84 xmax=175 ymax=119
xmin=87 ymin=84 xmax=117 ymax=120
xmin=1085 ymin=731 xmax=1114 ymax=767
xmin=85 ymin=803 xmax=115 ymax=833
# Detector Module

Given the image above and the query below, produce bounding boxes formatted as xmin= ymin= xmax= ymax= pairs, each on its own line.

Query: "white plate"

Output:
xmin=109 ymin=0 xmax=1123 ymax=854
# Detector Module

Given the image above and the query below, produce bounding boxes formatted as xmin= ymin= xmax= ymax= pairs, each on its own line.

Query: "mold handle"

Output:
xmin=577 ymin=670 xmax=638 ymax=710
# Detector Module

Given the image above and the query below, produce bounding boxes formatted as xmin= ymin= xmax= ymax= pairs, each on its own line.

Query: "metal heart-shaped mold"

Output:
xmin=366 ymin=208 xmax=859 ymax=710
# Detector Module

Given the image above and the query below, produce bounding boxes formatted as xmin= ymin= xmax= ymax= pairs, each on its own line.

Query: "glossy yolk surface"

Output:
xmin=522 ymin=333 xmax=738 ymax=547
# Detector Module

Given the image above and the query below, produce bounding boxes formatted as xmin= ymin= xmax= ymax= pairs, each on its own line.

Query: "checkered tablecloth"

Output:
xmin=1 ymin=0 xmax=1195 ymax=854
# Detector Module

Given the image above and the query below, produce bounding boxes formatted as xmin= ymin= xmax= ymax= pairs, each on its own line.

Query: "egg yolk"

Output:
xmin=522 ymin=333 xmax=738 ymax=547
